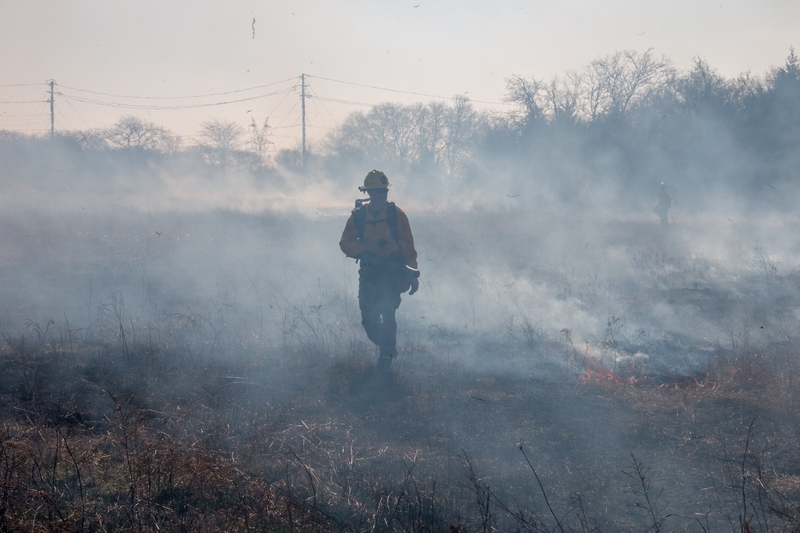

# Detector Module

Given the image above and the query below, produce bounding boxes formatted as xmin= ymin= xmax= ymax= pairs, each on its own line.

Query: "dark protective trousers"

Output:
xmin=358 ymin=256 xmax=403 ymax=358
xmin=657 ymin=208 xmax=669 ymax=226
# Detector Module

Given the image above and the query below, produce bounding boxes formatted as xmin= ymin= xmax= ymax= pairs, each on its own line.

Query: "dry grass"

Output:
xmin=1 ymin=331 xmax=799 ymax=533
xmin=1 ymin=209 xmax=799 ymax=532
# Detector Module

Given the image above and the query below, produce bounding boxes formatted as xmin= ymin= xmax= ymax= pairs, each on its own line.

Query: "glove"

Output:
xmin=408 ymin=277 xmax=419 ymax=295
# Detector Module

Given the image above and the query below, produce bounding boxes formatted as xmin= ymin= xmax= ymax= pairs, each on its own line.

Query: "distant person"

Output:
xmin=340 ymin=170 xmax=419 ymax=377
xmin=654 ymin=182 xmax=672 ymax=226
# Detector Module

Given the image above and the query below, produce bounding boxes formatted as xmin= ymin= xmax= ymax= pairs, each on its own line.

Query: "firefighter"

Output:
xmin=340 ymin=170 xmax=419 ymax=375
xmin=655 ymin=182 xmax=672 ymax=226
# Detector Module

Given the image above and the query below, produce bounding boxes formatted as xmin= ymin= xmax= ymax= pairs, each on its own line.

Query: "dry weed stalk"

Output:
xmin=622 ymin=452 xmax=671 ymax=533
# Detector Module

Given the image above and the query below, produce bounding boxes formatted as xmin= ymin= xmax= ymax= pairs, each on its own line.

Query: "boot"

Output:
xmin=375 ymin=352 xmax=393 ymax=386
xmin=379 ymin=345 xmax=396 ymax=359
xmin=376 ymin=355 xmax=392 ymax=374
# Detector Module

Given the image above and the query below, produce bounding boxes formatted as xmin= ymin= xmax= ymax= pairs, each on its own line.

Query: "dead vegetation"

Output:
xmin=1 ymin=323 xmax=799 ymax=532
xmin=1 ymin=210 xmax=800 ymax=531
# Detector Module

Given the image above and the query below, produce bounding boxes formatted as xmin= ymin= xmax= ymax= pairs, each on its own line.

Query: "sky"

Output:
xmin=1 ymin=0 xmax=798 ymax=151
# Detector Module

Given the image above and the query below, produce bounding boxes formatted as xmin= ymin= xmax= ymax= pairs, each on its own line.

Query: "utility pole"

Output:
xmin=48 ymin=79 xmax=55 ymax=138
xmin=300 ymin=73 xmax=306 ymax=169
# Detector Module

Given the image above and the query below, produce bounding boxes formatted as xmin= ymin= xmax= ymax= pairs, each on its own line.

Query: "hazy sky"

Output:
xmin=1 ymin=1 xmax=797 ymax=150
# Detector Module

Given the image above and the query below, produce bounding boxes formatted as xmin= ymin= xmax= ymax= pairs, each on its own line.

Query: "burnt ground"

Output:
xmin=1 ymin=337 xmax=799 ymax=532
xmin=1 ymin=208 xmax=799 ymax=531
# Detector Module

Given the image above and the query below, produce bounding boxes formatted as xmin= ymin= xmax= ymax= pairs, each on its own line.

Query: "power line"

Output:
xmin=58 ymin=88 xmax=293 ymax=110
xmin=27 ymin=101 xmax=48 ymax=132
xmin=0 ymin=83 xmax=45 ymax=88
xmin=265 ymin=88 xmax=297 ymax=119
xmin=269 ymin=99 xmax=301 ymax=132
xmin=62 ymin=96 xmax=93 ymax=130
xmin=3 ymin=74 xmax=507 ymax=112
xmin=313 ymin=95 xmax=374 ymax=107
xmin=57 ymin=76 xmax=298 ymax=100
xmin=1 ymin=74 xmax=512 ymax=149
xmin=306 ymin=83 xmax=338 ymax=133
xmin=307 ymin=74 xmax=512 ymax=106
xmin=55 ymin=102 xmax=76 ymax=132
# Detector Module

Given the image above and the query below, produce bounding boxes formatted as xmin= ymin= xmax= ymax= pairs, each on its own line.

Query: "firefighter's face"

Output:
xmin=367 ymin=188 xmax=388 ymax=201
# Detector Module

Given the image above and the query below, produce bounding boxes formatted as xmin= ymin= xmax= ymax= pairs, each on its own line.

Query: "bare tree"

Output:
xmin=504 ymin=75 xmax=547 ymax=126
xmin=765 ymin=47 xmax=800 ymax=106
xmin=330 ymin=102 xmax=420 ymax=170
xmin=199 ymin=119 xmax=245 ymax=168
xmin=106 ymin=116 xmax=180 ymax=151
xmin=586 ymin=49 xmax=674 ymax=120
xmin=545 ymin=71 xmax=585 ymax=124
xmin=329 ymin=98 xmax=484 ymax=176
xmin=727 ymin=72 xmax=764 ymax=107
xmin=413 ymin=101 xmax=447 ymax=169
xmin=443 ymin=95 xmax=479 ymax=176
xmin=585 ymin=60 xmax=613 ymax=122
xmin=677 ymin=58 xmax=732 ymax=114
xmin=372 ymin=102 xmax=418 ymax=167
xmin=67 ymin=128 xmax=109 ymax=150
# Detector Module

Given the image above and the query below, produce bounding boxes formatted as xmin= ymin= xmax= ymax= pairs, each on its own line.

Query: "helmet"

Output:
xmin=359 ymin=170 xmax=391 ymax=192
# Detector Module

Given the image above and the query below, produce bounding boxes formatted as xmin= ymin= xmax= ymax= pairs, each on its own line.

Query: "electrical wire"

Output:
xmin=263 ymin=88 xmax=297 ymax=123
xmin=306 ymin=83 xmax=337 ymax=133
xmin=55 ymin=104 xmax=75 ymax=130
xmin=1 ymin=73 xmax=510 ymax=146
xmin=0 ymin=87 xmax=47 ymax=100
xmin=312 ymin=95 xmax=373 ymax=107
xmin=57 ymin=76 xmax=298 ymax=100
xmin=27 ymin=101 xmax=48 ymax=132
xmin=307 ymin=74 xmax=511 ymax=106
xmin=0 ymin=100 xmax=46 ymax=104
xmin=58 ymin=88 xmax=292 ymax=110
xmin=62 ymin=97 xmax=93 ymax=130
xmin=308 ymin=74 xmax=455 ymax=100
xmin=268 ymin=99 xmax=301 ymax=131
xmin=0 ymin=83 xmax=45 ymax=88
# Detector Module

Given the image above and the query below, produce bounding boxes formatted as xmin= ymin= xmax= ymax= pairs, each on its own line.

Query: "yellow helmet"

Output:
xmin=359 ymin=170 xmax=391 ymax=192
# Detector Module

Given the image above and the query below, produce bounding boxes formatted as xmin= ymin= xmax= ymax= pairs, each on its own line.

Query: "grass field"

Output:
xmin=1 ymin=206 xmax=799 ymax=532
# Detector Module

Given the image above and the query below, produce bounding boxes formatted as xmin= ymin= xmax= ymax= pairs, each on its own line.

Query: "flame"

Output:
xmin=579 ymin=355 xmax=704 ymax=388
xmin=580 ymin=356 xmax=620 ymax=382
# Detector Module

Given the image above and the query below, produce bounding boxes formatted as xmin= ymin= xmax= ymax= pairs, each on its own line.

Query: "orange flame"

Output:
xmin=580 ymin=356 xmax=620 ymax=382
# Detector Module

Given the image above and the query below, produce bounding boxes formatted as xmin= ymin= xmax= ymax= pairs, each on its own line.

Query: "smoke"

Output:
xmin=1 ymin=52 xmax=800 ymax=529
xmin=2 ymin=119 xmax=800 ymax=377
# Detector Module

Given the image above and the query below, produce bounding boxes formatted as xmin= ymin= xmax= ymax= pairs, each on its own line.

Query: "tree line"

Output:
xmin=327 ymin=48 xmax=800 ymax=209
xmin=61 ymin=116 xmax=272 ymax=171
xmin=1 ymin=48 xmax=798 ymax=210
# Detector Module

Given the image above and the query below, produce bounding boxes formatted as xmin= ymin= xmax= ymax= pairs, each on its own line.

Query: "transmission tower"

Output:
xmin=301 ymin=73 xmax=306 ymax=168
xmin=48 ymin=79 xmax=55 ymax=138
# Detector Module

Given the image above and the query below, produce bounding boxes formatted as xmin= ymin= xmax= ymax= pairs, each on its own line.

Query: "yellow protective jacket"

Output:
xmin=340 ymin=203 xmax=418 ymax=269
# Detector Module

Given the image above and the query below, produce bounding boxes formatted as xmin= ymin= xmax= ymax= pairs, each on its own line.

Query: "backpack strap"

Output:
xmin=352 ymin=202 xmax=368 ymax=241
xmin=387 ymin=203 xmax=404 ymax=253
